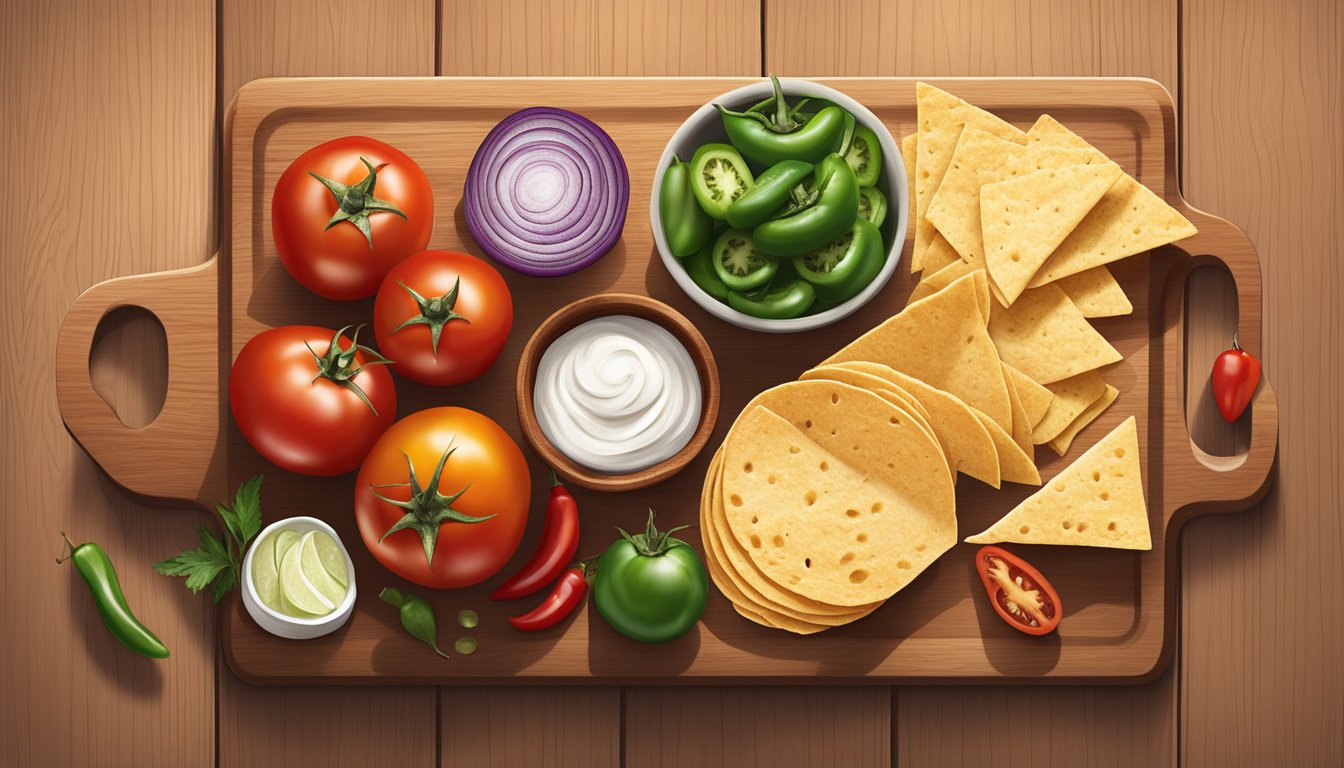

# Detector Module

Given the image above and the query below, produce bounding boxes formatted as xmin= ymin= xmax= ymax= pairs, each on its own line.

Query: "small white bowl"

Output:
xmin=241 ymin=516 xmax=357 ymax=640
xmin=651 ymin=78 xmax=908 ymax=334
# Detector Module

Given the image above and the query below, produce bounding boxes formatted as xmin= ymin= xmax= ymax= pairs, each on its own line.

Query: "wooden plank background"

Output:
xmin=1 ymin=0 xmax=1338 ymax=765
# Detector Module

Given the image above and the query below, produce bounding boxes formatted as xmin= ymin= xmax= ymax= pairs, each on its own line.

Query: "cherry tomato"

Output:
xmin=229 ymin=325 xmax=396 ymax=477
xmin=373 ymin=250 xmax=514 ymax=386
xmin=272 ymin=136 xmax=433 ymax=300
xmin=355 ymin=407 xmax=530 ymax=589
xmin=974 ymin=545 xmax=1063 ymax=636
xmin=1211 ymin=335 xmax=1262 ymax=422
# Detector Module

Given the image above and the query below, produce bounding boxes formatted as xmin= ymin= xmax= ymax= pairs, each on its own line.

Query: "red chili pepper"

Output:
xmin=508 ymin=564 xmax=589 ymax=631
xmin=490 ymin=470 xmax=580 ymax=600
xmin=1211 ymin=334 xmax=1262 ymax=422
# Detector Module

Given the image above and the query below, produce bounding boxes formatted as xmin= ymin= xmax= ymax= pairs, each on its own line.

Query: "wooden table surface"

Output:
xmin=1 ymin=0 xmax=1338 ymax=765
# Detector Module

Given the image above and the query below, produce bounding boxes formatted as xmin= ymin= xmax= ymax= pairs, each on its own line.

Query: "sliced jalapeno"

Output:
xmin=844 ymin=125 xmax=883 ymax=187
xmin=857 ymin=186 xmax=888 ymax=229
xmin=710 ymin=228 xmax=776 ymax=292
xmin=728 ymin=278 xmax=816 ymax=320
xmin=682 ymin=242 xmax=731 ymax=302
xmin=793 ymin=218 xmax=886 ymax=305
xmin=690 ymin=143 xmax=754 ymax=220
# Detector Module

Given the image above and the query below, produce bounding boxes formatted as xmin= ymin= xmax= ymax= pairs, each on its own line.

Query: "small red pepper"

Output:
xmin=1211 ymin=334 xmax=1262 ymax=422
xmin=490 ymin=470 xmax=580 ymax=600
xmin=508 ymin=563 xmax=590 ymax=631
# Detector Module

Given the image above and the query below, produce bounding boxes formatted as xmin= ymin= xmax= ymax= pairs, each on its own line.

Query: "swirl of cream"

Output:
xmin=534 ymin=316 xmax=702 ymax=473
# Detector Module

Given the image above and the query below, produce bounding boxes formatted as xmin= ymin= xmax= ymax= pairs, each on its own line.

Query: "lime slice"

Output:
xmin=312 ymin=531 xmax=348 ymax=587
xmin=279 ymin=532 xmax=336 ymax=616
xmin=250 ymin=531 xmax=281 ymax=611
xmin=300 ymin=531 xmax=348 ymax=606
xmin=273 ymin=529 xmax=301 ymax=569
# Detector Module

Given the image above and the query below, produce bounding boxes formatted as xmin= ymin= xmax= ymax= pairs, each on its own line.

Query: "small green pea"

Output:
xmin=457 ymin=610 xmax=479 ymax=629
xmin=454 ymin=637 xmax=477 ymax=655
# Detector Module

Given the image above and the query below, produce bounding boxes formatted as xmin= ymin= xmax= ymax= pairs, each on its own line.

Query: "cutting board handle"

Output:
xmin=56 ymin=255 xmax=225 ymax=509
xmin=1161 ymin=207 xmax=1278 ymax=519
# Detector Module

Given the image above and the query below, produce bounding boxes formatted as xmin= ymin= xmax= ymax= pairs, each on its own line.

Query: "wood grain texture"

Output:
xmin=764 ymin=0 xmax=1177 ymax=91
xmin=1180 ymin=0 xmax=1344 ymax=765
xmin=624 ymin=687 xmax=890 ymax=767
xmin=764 ymin=3 xmax=1184 ymax=767
xmin=0 ymin=0 xmax=216 ymax=765
xmin=440 ymin=687 xmax=620 ymax=767
xmin=439 ymin=0 xmax=761 ymax=76
xmin=215 ymin=3 xmax=439 ymax=767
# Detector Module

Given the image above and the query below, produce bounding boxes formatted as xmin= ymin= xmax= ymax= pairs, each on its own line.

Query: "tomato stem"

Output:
xmin=391 ymin=277 xmax=470 ymax=356
xmin=304 ymin=325 xmax=393 ymax=415
xmin=308 ymin=156 xmax=408 ymax=249
xmin=371 ymin=445 xmax=494 ymax=567
xmin=615 ymin=509 xmax=689 ymax=557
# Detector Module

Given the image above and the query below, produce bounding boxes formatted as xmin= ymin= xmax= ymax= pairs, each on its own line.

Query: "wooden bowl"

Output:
xmin=516 ymin=293 xmax=719 ymax=492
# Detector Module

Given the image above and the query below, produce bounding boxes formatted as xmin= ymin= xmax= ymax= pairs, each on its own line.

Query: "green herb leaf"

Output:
xmin=156 ymin=477 xmax=266 ymax=603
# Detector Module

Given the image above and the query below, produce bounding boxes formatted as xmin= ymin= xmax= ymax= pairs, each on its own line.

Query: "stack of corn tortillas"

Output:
xmin=704 ymin=84 xmax=1175 ymax=633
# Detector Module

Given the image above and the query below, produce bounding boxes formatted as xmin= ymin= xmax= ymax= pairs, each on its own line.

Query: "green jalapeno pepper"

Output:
xmin=659 ymin=154 xmax=713 ymax=257
xmin=380 ymin=587 xmax=450 ymax=659
xmin=857 ymin=186 xmax=888 ymax=229
xmin=753 ymin=153 xmax=859 ymax=258
xmin=725 ymin=159 xmax=813 ymax=230
xmin=682 ymin=242 xmax=731 ymax=302
xmin=793 ymin=217 xmax=886 ymax=305
xmin=689 ymin=143 xmax=754 ymax=220
xmin=58 ymin=532 xmax=169 ymax=659
xmin=844 ymin=125 xmax=883 ymax=187
xmin=716 ymin=75 xmax=851 ymax=166
xmin=728 ymin=277 xmax=816 ymax=320
xmin=710 ymin=228 xmax=777 ymax=292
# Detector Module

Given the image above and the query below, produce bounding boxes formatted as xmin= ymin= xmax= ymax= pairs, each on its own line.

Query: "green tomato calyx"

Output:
xmin=371 ymin=446 xmax=494 ymax=567
xmin=391 ymin=276 xmax=470 ymax=356
xmin=305 ymin=324 xmax=393 ymax=415
xmin=308 ymin=156 xmax=408 ymax=249
xmin=615 ymin=509 xmax=689 ymax=557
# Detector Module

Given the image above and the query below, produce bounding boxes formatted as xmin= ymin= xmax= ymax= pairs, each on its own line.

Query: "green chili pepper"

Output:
xmin=659 ymin=155 xmax=713 ymax=257
xmin=753 ymin=153 xmax=859 ymax=258
xmin=725 ymin=159 xmax=813 ymax=230
xmin=380 ymin=587 xmax=449 ymax=659
xmin=728 ymin=277 xmax=816 ymax=320
xmin=689 ymin=143 xmax=755 ymax=220
xmin=793 ymin=218 xmax=886 ymax=305
xmin=716 ymin=75 xmax=851 ymax=166
xmin=857 ymin=186 xmax=888 ymax=229
xmin=682 ymin=243 xmax=731 ymax=302
xmin=844 ymin=125 xmax=883 ymax=187
xmin=710 ymin=228 xmax=777 ymax=292
xmin=58 ymin=532 xmax=169 ymax=659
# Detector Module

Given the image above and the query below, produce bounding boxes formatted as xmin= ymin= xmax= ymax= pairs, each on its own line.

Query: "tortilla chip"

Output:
xmin=824 ymin=273 xmax=1012 ymax=430
xmin=1001 ymin=364 xmax=1036 ymax=461
xmin=988 ymin=282 xmax=1122 ymax=384
xmin=971 ymin=407 xmax=1041 ymax=486
xmin=1002 ymin=363 xmax=1053 ymax=430
xmin=966 ymin=416 xmax=1150 ymax=550
xmin=908 ymin=259 xmax=977 ymax=306
xmin=722 ymin=384 xmax=957 ymax=605
xmin=795 ymin=366 xmax=948 ymax=473
xmin=1056 ymin=266 xmax=1133 ymax=317
xmin=982 ymin=162 xmax=1123 ymax=304
xmin=914 ymin=83 xmax=1025 ymax=273
xmin=1048 ymin=383 xmax=1120 ymax=456
xmin=900 ymin=133 xmax=918 ymax=247
xmin=805 ymin=362 xmax=1002 ymax=489
xmin=1032 ymin=370 xmax=1108 ymax=444
xmin=1025 ymin=116 xmax=1197 ymax=287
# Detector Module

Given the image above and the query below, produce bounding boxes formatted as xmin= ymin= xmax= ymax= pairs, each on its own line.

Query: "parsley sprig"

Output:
xmin=154 ymin=476 xmax=264 ymax=602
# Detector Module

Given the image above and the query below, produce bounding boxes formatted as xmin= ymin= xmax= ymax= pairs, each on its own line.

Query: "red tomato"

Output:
xmin=974 ymin=546 xmax=1063 ymax=636
xmin=373 ymin=251 xmax=514 ymax=386
xmin=272 ymin=136 xmax=434 ymax=300
xmin=229 ymin=325 xmax=396 ymax=477
xmin=355 ymin=407 xmax=530 ymax=589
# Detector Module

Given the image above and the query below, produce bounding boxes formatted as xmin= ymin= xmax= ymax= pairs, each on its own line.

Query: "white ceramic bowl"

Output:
xmin=241 ymin=516 xmax=357 ymax=640
xmin=651 ymin=78 xmax=907 ymax=333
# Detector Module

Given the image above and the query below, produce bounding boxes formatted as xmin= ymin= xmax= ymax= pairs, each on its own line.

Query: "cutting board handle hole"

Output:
xmin=89 ymin=306 xmax=166 ymax=429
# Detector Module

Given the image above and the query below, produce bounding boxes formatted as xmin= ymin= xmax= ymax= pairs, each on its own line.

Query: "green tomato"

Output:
xmin=592 ymin=511 xmax=708 ymax=644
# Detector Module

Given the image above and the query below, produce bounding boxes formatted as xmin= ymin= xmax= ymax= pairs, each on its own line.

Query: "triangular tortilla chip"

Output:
xmin=1002 ymin=364 xmax=1036 ymax=461
xmin=1048 ymin=383 xmax=1120 ymax=456
xmin=966 ymin=415 xmax=1150 ymax=550
xmin=1024 ymin=116 xmax=1197 ymax=287
xmin=1033 ymin=370 xmax=1108 ymax=444
xmin=823 ymin=273 xmax=1012 ymax=430
xmin=914 ymin=83 xmax=1025 ymax=273
xmin=971 ymin=407 xmax=1040 ymax=486
xmin=900 ymin=133 xmax=917 ymax=246
xmin=925 ymin=129 xmax=1101 ymax=270
xmin=1056 ymin=266 xmax=1133 ymax=317
xmin=1002 ymin=363 xmax=1053 ymax=429
xmin=817 ymin=361 xmax=1003 ymax=489
xmin=907 ymin=260 xmax=990 ymax=321
xmin=982 ymin=162 xmax=1122 ymax=304
xmin=988 ymin=282 xmax=1122 ymax=384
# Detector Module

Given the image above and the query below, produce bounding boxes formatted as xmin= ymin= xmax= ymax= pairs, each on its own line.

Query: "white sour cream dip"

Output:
xmin=534 ymin=315 xmax=702 ymax=474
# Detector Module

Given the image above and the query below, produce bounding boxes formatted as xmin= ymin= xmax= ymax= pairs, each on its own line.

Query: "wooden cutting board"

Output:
xmin=55 ymin=78 xmax=1277 ymax=684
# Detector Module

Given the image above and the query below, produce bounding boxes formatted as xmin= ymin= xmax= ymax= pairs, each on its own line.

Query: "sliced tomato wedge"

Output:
xmin=974 ymin=546 xmax=1063 ymax=636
